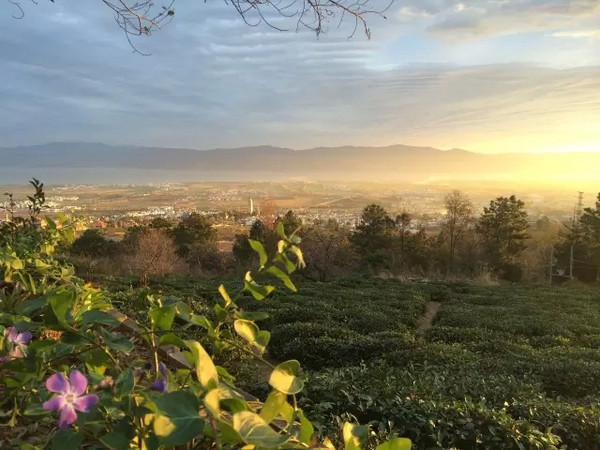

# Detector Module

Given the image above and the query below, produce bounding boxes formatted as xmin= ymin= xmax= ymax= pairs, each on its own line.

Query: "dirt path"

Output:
xmin=417 ymin=301 xmax=441 ymax=334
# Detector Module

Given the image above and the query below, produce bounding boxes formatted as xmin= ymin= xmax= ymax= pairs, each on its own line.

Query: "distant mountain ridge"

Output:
xmin=1 ymin=142 xmax=598 ymax=182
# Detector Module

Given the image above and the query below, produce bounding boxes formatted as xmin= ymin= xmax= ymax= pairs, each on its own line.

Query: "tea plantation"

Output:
xmin=103 ymin=276 xmax=600 ymax=449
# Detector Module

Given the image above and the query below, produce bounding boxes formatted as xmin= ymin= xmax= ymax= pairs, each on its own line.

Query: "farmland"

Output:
xmin=100 ymin=276 xmax=600 ymax=449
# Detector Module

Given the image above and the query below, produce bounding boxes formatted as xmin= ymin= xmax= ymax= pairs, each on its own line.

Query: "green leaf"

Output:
xmin=279 ymin=401 xmax=294 ymax=425
xmin=221 ymin=398 xmax=249 ymax=414
xmin=23 ymin=402 xmax=49 ymax=417
xmin=150 ymin=306 xmax=176 ymax=331
xmin=288 ymin=245 xmax=306 ymax=269
xmin=243 ymin=272 xmax=275 ymax=301
xmin=266 ymin=265 xmax=297 ymax=292
xmin=298 ymin=409 xmax=314 ymax=444
xmin=80 ymin=310 xmax=121 ymax=328
xmin=153 ymin=391 xmax=204 ymax=446
xmin=237 ymin=311 xmax=269 ymax=321
xmin=158 ymin=333 xmax=186 ymax=349
xmin=276 ymin=221 xmax=286 ymax=239
xmin=214 ymin=304 xmax=228 ymax=322
xmin=269 ymin=360 xmax=304 ymax=395
xmin=186 ymin=340 xmax=218 ymax=389
xmin=82 ymin=348 xmax=110 ymax=374
xmin=255 ymin=330 xmax=270 ymax=353
xmin=249 ymin=239 xmax=268 ymax=268
xmin=343 ymin=423 xmax=369 ymax=450
xmin=204 ymin=388 xmax=220 ymax=418
xmin=234 ymin=319 xmax=258 ymax=343
xmin=189 ymin=314 xmax=212 ymax=330
xmin=102 ymin=330 xmax=134 ymax=352
xmin=376 ymin=438 xmax=412 ymax=450
xmin=218 ymin=284 xmax=232 ymax=307
xmin=276 ymin=253 xmax=297 ymax=274
xmin=259 ymin=390 xmax=286 ymax=423
xmin=100 ymin=431 xmax=130 ymax=450
xmin=143 ymin=435 xmax=160 ymax=450
xmin=48 ymin=290 xmax=75 ymax=326
xmin=19 ymin=444 xmax=39 ymax=450
xmin=15 ymin=296 xmax=47 ymax=315
xmin=37 ymin=342 xmax=73 ymax=362
xmin=115 ymin=368 xmax=134 ymax=399
xmin=60 ymin=332 xmax=88 ymax=345
xmin=218 ymin=421 xmax=243 ymax=445
xmin=277 ymin=240 xmax=286 ymax=254
xmin=233 ymin=411 xmax=290 ymax=448
xmin=51 ymin=429 xmax=83 ymax=450
xmin=175 ymin=301 xmax=192 ymax=321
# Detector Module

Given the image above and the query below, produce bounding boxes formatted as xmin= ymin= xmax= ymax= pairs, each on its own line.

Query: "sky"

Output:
xmin=0 ymin=0 xmax=599 ymax=153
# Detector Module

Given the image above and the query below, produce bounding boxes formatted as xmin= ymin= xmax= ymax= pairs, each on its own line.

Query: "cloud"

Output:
xmin=0 ymin=0 xmax=598 ymax=153
xmin=395 ymin=0 xmax=600 ymax=39
xmin=553 ymin=30 xmax=599 ymax=39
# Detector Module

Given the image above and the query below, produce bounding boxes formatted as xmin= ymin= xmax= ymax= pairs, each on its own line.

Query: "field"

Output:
xmin=100 ymin=276 xmax=600 ymax=449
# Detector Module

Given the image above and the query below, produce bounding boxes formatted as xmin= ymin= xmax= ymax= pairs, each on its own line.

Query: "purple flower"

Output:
xmin=150 ymin=362 xmax=168 ymax=393
xmin=43 ymin=370 xmax=99 ymax=428
xmin=1 ymin=327 xmax=32 ymax=362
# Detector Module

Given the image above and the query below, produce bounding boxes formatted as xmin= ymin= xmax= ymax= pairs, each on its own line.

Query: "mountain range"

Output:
xmin=1 ymin=142 xmax=598 ymax=183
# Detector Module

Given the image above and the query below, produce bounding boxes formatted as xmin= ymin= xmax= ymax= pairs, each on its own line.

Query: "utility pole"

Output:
xmin=567 ymin=192 xmax=584 ymax=282
xmin=569 ymin=244 xmax=574 ymax=281
xmin=549 ymin=246 xmax=554 ymax=285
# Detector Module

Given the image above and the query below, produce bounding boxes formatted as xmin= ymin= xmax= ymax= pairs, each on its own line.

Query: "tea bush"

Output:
xmin=82 ymin=224 xmax=600 ymax=447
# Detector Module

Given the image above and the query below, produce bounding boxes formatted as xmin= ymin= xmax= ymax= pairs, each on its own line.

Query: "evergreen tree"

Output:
xmin=172 ymin=212 xmax=216 ymax=257
xmin=476 ymin=195 xmax=529 ymax=280
xmin=71 ymin=229 xmax=117 ymax=258
xmin=350 ymin=204 xmax=395 ymax=271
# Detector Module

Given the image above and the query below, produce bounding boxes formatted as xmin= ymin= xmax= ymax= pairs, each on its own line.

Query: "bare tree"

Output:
xmin=442 ymin=190 xmax=473 ymax=273
xmin=126 ymin=228 xmax=185 ymax=283
xmin=6 ymin=0 xmax=392 ymax=53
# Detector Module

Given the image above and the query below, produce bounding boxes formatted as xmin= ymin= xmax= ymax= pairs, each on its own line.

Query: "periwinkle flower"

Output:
xmin=150 ymin=362 xmax=168 ymax=393
xmin=1 ymin=327 xmax=32 ymax=362
xmin=43 ymin=370 xmax=99 ymax=428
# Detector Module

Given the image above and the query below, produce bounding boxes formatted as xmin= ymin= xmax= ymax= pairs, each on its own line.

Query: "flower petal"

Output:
xmin=9 ymin=346 xmax=24 ymax=359
xmin=69 ymin=370 xmax=88 ymax=396
xmin=150 ymin=379 xmax=166 ymax=393
xmin=43 ymin=395 xmax=66 ymax=411
xmin=58 ymin=403 xmax=77 ymax=428
xmin=73 ymin=394 xmax=98 ymax=413
xmin=158 ymin=362 xmax=168 ymax=379
xmin=6 ymin=327 xmax=18 ymax=343
xmin=17 ymin=331 xmax=32 ymax=344
xmin=46 ymin=373 xmax=70 ymax=395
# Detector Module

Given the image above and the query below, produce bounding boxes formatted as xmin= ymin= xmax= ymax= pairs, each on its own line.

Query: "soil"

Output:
xmin=417 ymin=301 xmax=441 ymax=334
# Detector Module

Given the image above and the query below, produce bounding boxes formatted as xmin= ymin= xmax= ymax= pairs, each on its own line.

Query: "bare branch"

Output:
xmin=7 ymin=0 xmax=392 ymax=52
xmin=4 ymin=0 xmax=27 ymax=19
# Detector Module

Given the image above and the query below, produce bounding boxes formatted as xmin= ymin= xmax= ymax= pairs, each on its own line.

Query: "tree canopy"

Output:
xmin=477 ymin=195 xmax=529 ymax=278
